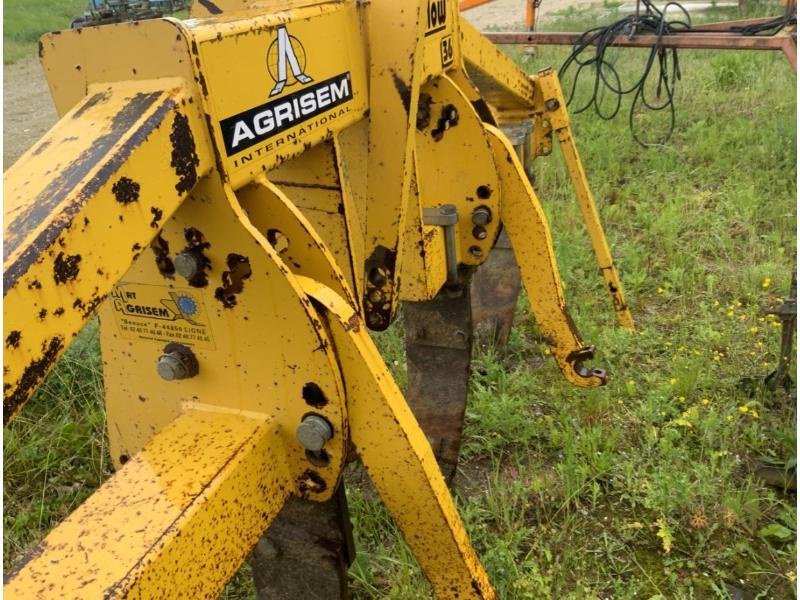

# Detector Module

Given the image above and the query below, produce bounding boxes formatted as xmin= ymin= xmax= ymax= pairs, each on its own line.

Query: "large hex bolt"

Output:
xmin=296 ymin=414 xmax=333 ymax=452
xmin=157 ymin=343 xmax=199 ymax=381
xmin=174 ymin=251 xmax=201 ymax=281
xmin=471 ymin=206 xmax=492 ymax=226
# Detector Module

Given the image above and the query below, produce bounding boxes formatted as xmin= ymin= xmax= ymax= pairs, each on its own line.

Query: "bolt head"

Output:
xmin=471 ymin=207 xmax=492 ymax=226
xmin=296 ymin=415 xmax=333 ymax=452
xmin=174 ymin=252 xmax=200 ymax=280
xmin=157 ymin=353 xmax=187 ymax=381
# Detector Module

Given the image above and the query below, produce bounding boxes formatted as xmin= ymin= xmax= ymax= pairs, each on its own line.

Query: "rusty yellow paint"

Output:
xmin=4 ymin=410 xmax=292 ymax=598
xmin=535 ymin=68 xmax=635 ymax=331
xmin=415 ymin=75 xmax=501 ymax=269
xmin=459 ymin=16 xmax=537 ymax=115
xmin=486 ymin=125 xmax=608 ymax=388
xmin=297 ymin=275 xmax=497 ymax=599
xmin=4 ymin=1 xmax=629 ymax=596
xmin=2 ymin=79 xmax=211 ymax=423
xmin=398 ymin=170 xmax=449 ymax=302
xmin=99 ymin=173 xmax=349 ymax=498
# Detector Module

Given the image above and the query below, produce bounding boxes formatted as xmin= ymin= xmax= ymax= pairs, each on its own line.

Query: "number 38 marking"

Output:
xmin=440 ymin=35 xmax=454 ymax=67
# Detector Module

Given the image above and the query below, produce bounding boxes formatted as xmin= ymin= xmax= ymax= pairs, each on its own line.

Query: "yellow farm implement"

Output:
xmin=3 ymin=1 xmax=632 ymax=597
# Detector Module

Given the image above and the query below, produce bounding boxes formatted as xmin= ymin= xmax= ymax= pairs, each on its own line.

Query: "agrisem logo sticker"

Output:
xmin=110 ymin=283 xmax=215 ymax=349
xmin=219 ymin=26 xmax=353 ymax=157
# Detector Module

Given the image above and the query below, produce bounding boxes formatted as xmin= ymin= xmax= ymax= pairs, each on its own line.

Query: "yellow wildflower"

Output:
xmin=670 ymin=378 xmax=677 ymax=385
xmin=657 ymin=287 xmax=664 ymax=294
xmin=762 ymin=277 xmax=771 ymax=288
xmin=738 ymin=405 xmax=749 ymax=414
xmin=726 ymin=415 xmax=734 ymax=421
xmin=750 ymin=326 xmax=758 ymax=334
xmin=701 ymin=398 xmax=710 ymax=405
xmin=749 ymin=410 xmax=759 ymax=419
xmin=726 ymin=310 xmax=735 ymax=317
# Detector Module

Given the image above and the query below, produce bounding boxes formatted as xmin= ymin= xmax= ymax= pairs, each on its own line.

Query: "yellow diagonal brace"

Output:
xmin=297 ymin=276 xmax=497 ymax=599
xmin=536 ymin=68 xmax=635 ymax=331
xmin=4 ymin=409 xmax=291 ymax=599
xmin=3 ymin=79 xmax=212 ymax=423
xmin=486 ymin=125 xmax=607 ymax=388
xmin=459 ymin=17 xmax=537 ymax=114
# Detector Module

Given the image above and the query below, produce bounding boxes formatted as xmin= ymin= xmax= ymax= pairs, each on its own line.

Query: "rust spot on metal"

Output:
xmin=72 ymin=90 xmax=110 ymax=120
xmin=31 ymin=139 xmax=51 ymax=157
xmin=197 ymin=71 xmax=209 ymax=97
xmin=297 ymin=469 xmax=327 ymax=497
xmin=111 ymin=177 xmax=140 ymax=204
xmin=149 ymin=207 xmax=164 ymax=228
xmin=151 ymin=233 xmax=175 ymax=278
xmin=4 ymin=336 xmax=64 ymax=424
xmin=5 ymin=331 xmax=21 ymax=349
xmin=345 ymin=313 xmax=361 ymax=333
xmin=363 ymin=245 xmax=397 ymax=331
xmin=27 ymin=280 xmax=42 ymax=290
xmin=170 ymin=112 xmax=200 ymax=194
xmin=53 ymin=252 xmax=81 ymax=284
xmin=391 ymin=70 xmax=411 ymax=114
xmin=270 ymin=180 xmax=341 ymax=192
xmin=302 ymin=383 xmax=328 ymax=408
xmin=54 ymin=307 xmax=65 ymax=316
xmin=214 ymin=254 xmax=251 ymax=308
xmin=476 ymin=185 xmax=492 ymax=200
xmin=38 ymin=308 xmax=47 ymax=320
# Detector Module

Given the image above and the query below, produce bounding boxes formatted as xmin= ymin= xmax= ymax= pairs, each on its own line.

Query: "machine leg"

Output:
xmin=470 ymin=228 xmax=522 ymax=348
xmin=470 ymin=120 xmax=529 ymax=349
xmin=403 ymin=282 xmax=474 ymax=484
xmin=765 ymin=269 xmax=797 ymax=393
xmin=250 ymin=484 xmax=355 ymax=600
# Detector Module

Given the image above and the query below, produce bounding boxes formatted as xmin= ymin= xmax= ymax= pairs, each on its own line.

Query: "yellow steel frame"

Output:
xmin=3 ymin=0 xmax=631 ymax=596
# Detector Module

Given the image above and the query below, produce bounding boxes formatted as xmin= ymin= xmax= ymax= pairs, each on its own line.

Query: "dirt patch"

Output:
xmin=3 ymin=56 xmax=58 ymax=168
xmin=463 ymin=0 xmax=599 ymax=30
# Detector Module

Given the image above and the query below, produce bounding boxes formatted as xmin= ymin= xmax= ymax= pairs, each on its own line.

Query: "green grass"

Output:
xmin=3 ymin=0 xmax=86 ymax=63
xmin=2 ymin=0 xmax=189 ymax=64
xmin=3 ymin=6 xmax=797 ymax=600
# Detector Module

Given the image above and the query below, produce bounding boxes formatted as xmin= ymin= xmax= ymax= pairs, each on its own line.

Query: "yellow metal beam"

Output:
xmin=536 ymin=68 xmax=635 ymax=331
xmin=486 ymin=125 xmax=608 ymax=387
xmin=459 ymin=16 xmax=538 ymax=115
xmin=4 ymin=409 xmax=291 ymax=598
xmin=3 ymin=79 xmax=211 ymax=423
xmin=298 ymin=276 xmax=497 ymax=599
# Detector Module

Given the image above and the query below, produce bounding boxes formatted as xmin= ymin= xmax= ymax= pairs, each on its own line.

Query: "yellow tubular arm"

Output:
xmin=4 ymin=410 xmax=291 ymax=598
xmin=2 ymin=78 xmax=212 ymax=423
xmin=298 ymin=276 xmax=497 ymax=599
xmin=485 ymin=125 xmax=608 ymax=388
